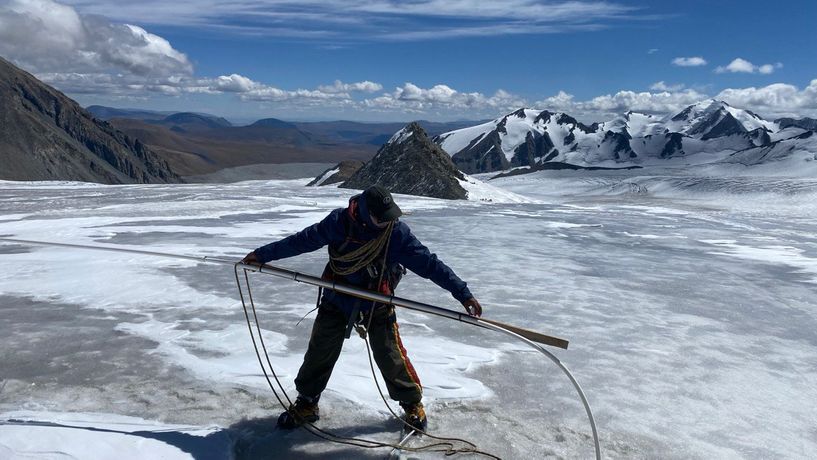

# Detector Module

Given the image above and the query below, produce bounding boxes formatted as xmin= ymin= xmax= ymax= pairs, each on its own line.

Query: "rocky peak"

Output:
xmin=556 ymin=113 xmax=580 ymax=126
xmin=534 ymin=110 xmax=553 ymax=124
xmin=672 ymin=99 xmax=727 ymax=122
xmin=386 ymin=121 xmax=424 ymax=145
xmin=776 ymin=117 xmax=817 ymax=131
xmin=341 ymin=122 xmax=467 ymax=200
xmin=510 ymin=108 xmax=529 ymax=119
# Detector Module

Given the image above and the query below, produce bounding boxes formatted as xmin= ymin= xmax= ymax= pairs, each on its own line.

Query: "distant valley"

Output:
xmin=90 ymin=106 xmax=480 ymax=177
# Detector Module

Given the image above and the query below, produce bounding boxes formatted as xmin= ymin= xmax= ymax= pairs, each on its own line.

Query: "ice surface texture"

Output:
xmin=1 ymin=171 xmax=816 ymax=459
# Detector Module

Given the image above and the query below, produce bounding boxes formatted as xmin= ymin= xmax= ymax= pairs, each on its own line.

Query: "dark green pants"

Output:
xmin=294 ymin=301 xmax=423 ymax=404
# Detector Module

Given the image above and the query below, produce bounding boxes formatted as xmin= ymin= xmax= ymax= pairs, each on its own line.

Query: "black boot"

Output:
xmin=399 ymin=401 xmax=427 ymax=432
xmin=277 ymin=395 xmax=320 ymax=429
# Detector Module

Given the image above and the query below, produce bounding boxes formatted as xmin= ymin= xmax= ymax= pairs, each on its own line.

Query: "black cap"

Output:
xmin=363 ymin=185 xmax=402 ymax=221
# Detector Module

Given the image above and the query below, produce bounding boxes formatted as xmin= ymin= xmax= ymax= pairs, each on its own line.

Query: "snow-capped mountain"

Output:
xmin=434 ymin=100 xmax=805 ymax=173
xmin=663 ymin=99 xmax=776 ymax=137
xmin=724 ymin=130 xmax=817 ymax=167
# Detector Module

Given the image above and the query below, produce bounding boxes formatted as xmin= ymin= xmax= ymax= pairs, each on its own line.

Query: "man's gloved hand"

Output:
xmin=462 ymin=298 xmax=482 ymax=317
xmin=241 ymin=251 xmax=260 ymax=265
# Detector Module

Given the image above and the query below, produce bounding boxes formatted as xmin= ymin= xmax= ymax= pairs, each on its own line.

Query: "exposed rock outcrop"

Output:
xmin=308 ymin=160 xmax=364 ymax=186
xmin=341 ymin=122 xmax=468 ymax=200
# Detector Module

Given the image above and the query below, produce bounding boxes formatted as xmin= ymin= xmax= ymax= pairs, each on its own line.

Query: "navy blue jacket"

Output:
xmin=254 ymin=195 xmax=472 ymax=316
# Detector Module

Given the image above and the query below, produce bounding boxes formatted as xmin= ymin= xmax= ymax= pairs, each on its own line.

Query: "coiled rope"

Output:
xmin=328 ymin=221 xmax=394 ymax=276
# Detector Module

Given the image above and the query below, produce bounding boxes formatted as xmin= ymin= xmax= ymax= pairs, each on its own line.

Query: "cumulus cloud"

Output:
xmin=530 ymin=79 xmax=817 ymax=121
xmin=714 ymin=80 xmax=817 ymax=117
xmin=361 ymin=83 xmax=526 ymax=115
xmin=672 ymin=56 xmax=708 ymax=67
xmin=0 ymin=0 xmax=192 ymax=76
xmin=367 ymin=80 xmax=817 ymax=120
xmin=34 ymin=70 xmax=377 ymax=107
xmin=197 ymin=77 xmax=381 ymax=103
xmin=533 ymin=88 xmax=708 ymax=121
xmin=317 ymin=80 xmax=383 ymax=94
xmin=579 ymin=89 xmax=707 ymax=114
xmin=715 ymin=58 xmax=783 ymax=74
xmin=538 ymin=90 xmax=575 ymax=109
xmin=650 ymin=81 xmax=685 ymax=92
xmin=207 ymin=74 xmax=262 ymax=93
xmin=718 ymin=58 xmax=754 ymax=74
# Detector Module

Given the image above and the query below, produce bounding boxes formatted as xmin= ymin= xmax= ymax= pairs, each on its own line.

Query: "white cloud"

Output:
xmin=530 ymin=80 xmax=817 ymax=121
xmin=34 ymin=71 xmax=372 ymax=106
xmin=241 ymin=87 xmax=351 ymax=103
xmin=317 ymin=80 xmax=383 ymax=94
xmin=672 ymin=56 xmax=708 ymax=67
xmin=718 ymin=58 xmax=754 ymax=73
xmin=207 ymin=77 xmax=381 ymax=104
xmin=715 ymin=58 xmax=783 ymax=74
xmin=647 ymin=48 xmax=659 ymax=54
xmin=361 ymin=83 xmax=526 ymax=115
xmin=209 ymin=74 xmax=262 ymax=93
xmin=758 ymin=64 xmax=776 ymax=75
xmin=650 ymin=81 xmax=685 ymax=92
xmin=580 ymin=89 xmax=707 ymax=114
xmin=0 ymin=0 xmax=192 ymax=77
xmin=538 ymin=90 xmax=575 ymax=109
xmin=714 ymin=80 xmax=817 ymax=117
xmin=533 ymin=88 xmax=708 ymax=122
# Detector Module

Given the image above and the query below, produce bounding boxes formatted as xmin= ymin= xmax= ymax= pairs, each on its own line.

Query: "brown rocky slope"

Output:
xmin=0 ymin=56 xmax=180 ymax=183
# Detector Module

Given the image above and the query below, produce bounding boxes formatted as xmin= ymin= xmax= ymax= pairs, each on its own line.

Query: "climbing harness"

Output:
xmin=0 ymin=237 xmax=601 ymax=459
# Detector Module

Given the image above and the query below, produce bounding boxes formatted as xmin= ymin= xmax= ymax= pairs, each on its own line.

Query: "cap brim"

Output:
xmin=380 ymin=204 xmax=402 ymax=221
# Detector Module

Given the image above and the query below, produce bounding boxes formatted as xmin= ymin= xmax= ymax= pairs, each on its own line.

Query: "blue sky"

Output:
xmin=1 ymin=0 xmax=816 ymax=122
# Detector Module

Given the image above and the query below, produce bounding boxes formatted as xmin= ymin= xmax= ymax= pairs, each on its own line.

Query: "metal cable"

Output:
xmin=355 ymin=221 xmax=500 ymax=458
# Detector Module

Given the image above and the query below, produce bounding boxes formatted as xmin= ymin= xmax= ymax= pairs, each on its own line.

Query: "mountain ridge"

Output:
xmin=435 ymin=100 xmax=815 ymax=174
xmin=0 ymin=56 xmax=181 ymax=184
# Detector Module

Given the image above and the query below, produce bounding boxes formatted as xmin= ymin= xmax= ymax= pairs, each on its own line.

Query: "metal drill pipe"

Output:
xmin=0 ymin=237 xmax=567 ymax=348
xmin=244 ymin=261 xmax=569 ymax=349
